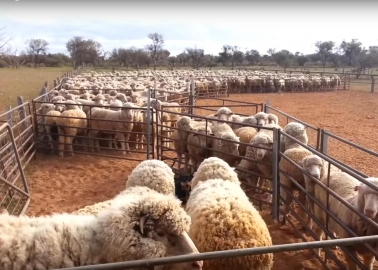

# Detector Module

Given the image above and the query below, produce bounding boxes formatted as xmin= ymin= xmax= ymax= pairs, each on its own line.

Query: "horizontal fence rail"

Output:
xmin=57 ymin=236 xmax=378 ymax=270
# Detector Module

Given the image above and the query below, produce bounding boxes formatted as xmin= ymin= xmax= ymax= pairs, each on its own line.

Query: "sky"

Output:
xmin=0 ymin=0 xmax=377 ymax=57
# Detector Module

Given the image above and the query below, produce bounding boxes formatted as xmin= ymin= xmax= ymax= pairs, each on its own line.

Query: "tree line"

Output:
xmin=1 ymin=27 xmax=378 ymax=76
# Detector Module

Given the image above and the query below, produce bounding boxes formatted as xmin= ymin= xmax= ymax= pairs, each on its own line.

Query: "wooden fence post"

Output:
xmin=6 ymin=106 xmax=13 ymax=127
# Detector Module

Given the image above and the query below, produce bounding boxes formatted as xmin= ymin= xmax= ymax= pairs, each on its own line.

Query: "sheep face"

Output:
xmin=255 ymin=112 xmax=268 ymax=126
xmin=40 ymin=103 xmax=55 ymax=115
xmin=251 ymin=134 xmax=273 ymax=160
xmin=219 ymin=133 xmax=240 ymax=157
xmin=302 ymin=155 xmax=324 ymax=180
xmin=355 ymin=178 xmax=378 ymax=219
xmin=94 ymin=95 xmax=105 ymax=106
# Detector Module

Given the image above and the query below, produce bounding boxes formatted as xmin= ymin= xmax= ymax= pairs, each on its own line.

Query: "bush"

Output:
xmin=0 ymin=60 xmax=8 ymax=68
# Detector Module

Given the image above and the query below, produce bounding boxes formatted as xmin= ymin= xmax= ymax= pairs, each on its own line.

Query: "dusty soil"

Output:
xmin=24 ymin=90 xmax=378 ymax=269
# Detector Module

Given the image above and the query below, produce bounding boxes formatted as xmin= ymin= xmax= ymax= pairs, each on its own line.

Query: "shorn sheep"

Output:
xmin=186 ymin=176 xmax=273 ymax=269
xmin=88 ymin=103 xmax=135 ymax=154
xmin=303 ymin=157 xmax=378 ymax=270
xmin=0 ymin=189 xmax=203 ymax=270
xmin=55 ymin=100 xmax=87 ymax=157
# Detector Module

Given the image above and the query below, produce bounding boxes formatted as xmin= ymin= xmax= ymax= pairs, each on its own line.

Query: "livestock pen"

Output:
xmin=1 ymin=69 xmax=378 ymax=270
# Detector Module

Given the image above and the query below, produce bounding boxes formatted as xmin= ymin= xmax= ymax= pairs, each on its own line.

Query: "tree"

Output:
xmin=229 ymin=46 xmax=244 ymax=69
xmin=146 ymin=32 xmax=164 ymax=70
xmin=267 ymin=48 xmax=276 ymax=57
xmin=186 ymin=46 xmax=205 ymax=69
xmin=26 ymin=39 xmax=49 ymax=67
xmin=66 ymin=37 xmax=103 ymax=69
xmin=354 ymin=47 xmax=378 ymax=77
xmin=272 ymin=50 xmax=290 ymax=70
xmin=245 ymin=49 xmax=260 ymax=65
xmin=315 ymin=41 xmax=335 ymax=69
xmin=296 ymin=54 xmax=308 ymax=69
xmin=0 ymin=27 xmax=11 ymax=58
xmin=176 ymin=51 xmax=190 ymax=67
xmin=218 ymin=45 xmax=232 ymax=66
xmin=339 ymin=39 xmax=362 ymax=66
xmin=5 ymin=48 xmax=26 ymax=69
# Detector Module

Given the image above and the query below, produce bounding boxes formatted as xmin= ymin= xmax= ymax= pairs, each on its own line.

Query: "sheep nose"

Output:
xmin=191 ymin=260 xmax=203 ymax=269
xmin=313 ymin=174 xmax=320 ymax=179
xmin=365 ymin=209 xmax=376 ymax=218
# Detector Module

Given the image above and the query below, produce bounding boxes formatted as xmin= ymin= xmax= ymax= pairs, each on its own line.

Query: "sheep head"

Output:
xmin=302 ymin=154 xmax=324 ymax=180
xmin=94 ymin=94 xmax=106 ymax=106
xmin=254 ymin=112 xmax=268 ymax=126
xmin=251 ymin=133 xmax=273 ymax=160
xmin=355 ymin=177 xmax=378 ymax=220
xmin=218 ymin=133 xmax=240 ymax=157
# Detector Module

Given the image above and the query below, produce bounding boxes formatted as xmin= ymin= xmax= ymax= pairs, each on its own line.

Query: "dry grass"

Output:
xmin=0 ymin=67 xmax=73 ymax=112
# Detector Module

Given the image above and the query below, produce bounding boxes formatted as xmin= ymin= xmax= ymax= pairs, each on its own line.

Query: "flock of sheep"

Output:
xmin=0 ymin=157 xmax=274 ymax=270
xmin=170 ymin=107 xmax=378 ymax=270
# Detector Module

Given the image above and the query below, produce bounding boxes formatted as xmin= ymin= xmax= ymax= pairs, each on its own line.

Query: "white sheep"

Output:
xmin=191 ymin=157 xmax=240 ymax=189
xmin=213 ymin=106 xmax=233 ymax=122
xmin=187 ymin=123 xmax=213 ymax=173
xmin=172 ymin=116 xmax=193 ymax=173
xmin=0 ymin=188 xmax=203 ymax=270
xmin=40 ymin=103 xmax=61 ymax=151
xmin=303 ymin=161 xmax=378 ymax=269
xmin=55 ymin=100 xmax=87 ymax=157
xmin=88 ymin=103 xmax=135 ymax=154
xmin=254 ymin=111 xmax=268 ymax=126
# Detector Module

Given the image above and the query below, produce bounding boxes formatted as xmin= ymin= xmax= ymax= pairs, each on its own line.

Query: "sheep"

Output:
xmin=267 ymin=113 xmax=279 ymax=125
xmin=40 ymin=103 xmax=61 ymax=151
xmin=302 ymin=154 xmax=342 ymax=229
xmin=213 ymin=106 xmax=233 ymax=122
xmin=126 ymin=159 xmax=175 ymax=195
xmin=304 ymin=165 xmax=378 ymax=270
xmin=55 ymin=100 xmax=87 ymax=157
xmin=187 ymin=124 xmax=213 ymax=173
xmin=0 ymin=188 xmax=203 ymax=270
xmin=278 ymin=122 xmax=312 ymax=224
xmin=116 ymin=93 xmax=132 ymax=103
xmin=254 ymin=111 xmax=268 ymax=126
xmin=186 ymin=178 xmax=273 ymax=270
xmin=236 ymin=124 xmax=281 ymax=197
xmin=76 ymin=94 xmax=106 ymax=116
xmin=172 ymin=116 xmax=193 ymax=173
xmin=233 ymin=126 xmax=258 ymax=157
xmin=210 ymin=124 xmax=240 ymax=167
xmin=191 ymin=157 xmax=240 ymax=189
xmin=88 ymin=103 xmax=134 ymax=154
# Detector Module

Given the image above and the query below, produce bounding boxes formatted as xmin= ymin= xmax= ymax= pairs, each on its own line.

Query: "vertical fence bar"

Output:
xmin=189 ymin=78 xmax=195 ymax=116
xmin=371 ymin=76 xmax=375 ymax=93
xmin=265 ymin=99 xmax=270 ymax=113
xmin=146 ymin=88 xmax=151 ymax=160
xmin=271 ymin=128 xmax=280 ymax=220
xmin=320 ymin=129 xmax=329 ymax=155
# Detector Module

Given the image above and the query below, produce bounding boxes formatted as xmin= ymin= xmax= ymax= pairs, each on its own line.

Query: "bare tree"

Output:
xmin=146 ymin=32 xmax=164 ymax=70
xmin=186 ymin=46 xmax=205 ymax=70
xmin=26 ymin=39 xmax=49 ymax=67
xmin=0 ymin=27 xmax=11 ymax=58
xmin=66 ymin=37 xmax=103 ymax=69
xmin=5 ymin=48 xmax=26 ymax=69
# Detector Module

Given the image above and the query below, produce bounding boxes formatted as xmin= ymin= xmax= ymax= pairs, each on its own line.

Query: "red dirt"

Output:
xmin=24 ymin=90 xmax=378 ymax=269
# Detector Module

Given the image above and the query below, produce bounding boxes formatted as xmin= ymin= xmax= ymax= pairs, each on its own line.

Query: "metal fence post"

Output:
xmin=189 ymin=78 xmax=195 ymax=116
xmin=264 ymin=99 xmax=270 ymax=113
xmin=271 ymin=128 xmax=280 ymax=220
xmin=371 ymin=76 xmax=375 ymax=93
xmin=320 ymin=129 xmax=329 ymax=155
xmin=146 ymin=88 xmax=151 ymax=160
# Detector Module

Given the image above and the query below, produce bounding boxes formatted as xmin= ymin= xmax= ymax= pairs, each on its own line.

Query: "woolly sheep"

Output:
xmin=126 ymin=159 xmax=175 ymax=195
xmin=76 ymin=94 xmax=106 ymax=116
xmin=186 ymin=178 xmax=273 ymax=270
xmin=40 ymin=103 xmax=61 ymax=151
xmin=55 ymin=100 xmax=87 ymax=157
xmin=187 ymin=124 xmax=213 ymax=173
xmin=88 ymin=103 xmax=134 ymax=154
xmin=281 ymin=122 xmax=308 ymax=152
xmin=191 ymin=157 xmax=240 ymax=189
xmin=234 ymin=126 xmax=258 ymax=157
xmin=0 ymin=189 xmax=203 ymax=270
xmin=213 ymin=106 xmax=233 ymax=122
xmin=211 ymin=131 xmax=240 ymax=167
xmin=254 ymin=111 xmax=268 ymax=126
xmin=267 ymin=113 xmax=279 ymax=125
xmin=306 ymin=169 xmax=378 ymax=270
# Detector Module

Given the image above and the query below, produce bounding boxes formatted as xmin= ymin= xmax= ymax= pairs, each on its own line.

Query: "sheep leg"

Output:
xmin=361 ymin=254 xmax=375 ymax=270
xmin=108 ymin=135 xmax=113 ymax=149
xmin=57 ymin=127 xmax=65 ymax=157
xmin=88 ymin=130 xmax=100 ymax=153
xmin=279 ymin=176 xmax=293 ymax=224
xmin=297 ymin=190 xmax=309 ymax=229
xmin=313 ymin=224 xmax=324 ymax=257
xmin=343 ymin=248 xmax=359 ymax=270
xmin=65 ymin=134 xmax=75 ymax=156
xmin=116 ymin=133 xmax=127 ymax=155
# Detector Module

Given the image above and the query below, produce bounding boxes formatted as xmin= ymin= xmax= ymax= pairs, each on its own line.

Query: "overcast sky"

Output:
xmin=0 ymin=0 xmax=377 ymax=56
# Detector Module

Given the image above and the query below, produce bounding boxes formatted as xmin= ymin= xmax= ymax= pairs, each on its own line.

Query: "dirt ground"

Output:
xmin=24 ymin=90 xmax=378 ymax=270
